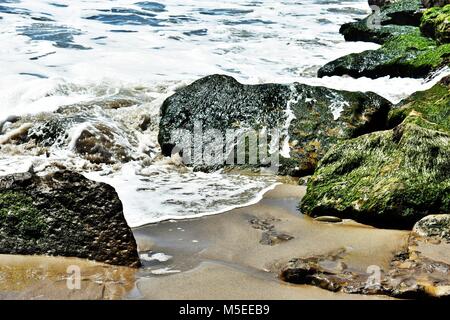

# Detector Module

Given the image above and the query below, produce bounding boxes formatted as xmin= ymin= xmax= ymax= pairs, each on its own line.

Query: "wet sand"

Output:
xmin=0 ymin=184 xmax=409 ymax=299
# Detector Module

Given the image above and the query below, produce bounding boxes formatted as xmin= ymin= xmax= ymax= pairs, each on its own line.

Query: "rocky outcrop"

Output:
xmin=0 ymin=97 xmax=157 ymax=165
xmin=420 ymin=4 xmax=450 ymax=43
xmin=318 ymin=30 xmax=450 ymax=79
xmin=301 ymin=114 xmax=450 ymax=229
xmin=158 ymin=74 xmax=392 ymax=176
xmin=322 ymin=0 xmax=450 ymax=79
xmin=300 ymin=77 xmax=450 ymax=229
xmin=0 ymin=168 xmax=140 ymax=267
xmin=388 ymin=75 xmax=450 ymax=131
xmin=340 ymin=0 xmax=423 ymax=44
xmin=280 ymin=227 xmax=450 ymax=298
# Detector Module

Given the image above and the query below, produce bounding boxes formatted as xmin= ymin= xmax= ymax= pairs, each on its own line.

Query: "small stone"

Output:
xmin=314 ymin=216 xmax=342 ymax=223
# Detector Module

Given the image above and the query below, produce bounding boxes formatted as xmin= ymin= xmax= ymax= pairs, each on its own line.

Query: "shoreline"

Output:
xmin=0 ymin=184 xmax=409 ymax=299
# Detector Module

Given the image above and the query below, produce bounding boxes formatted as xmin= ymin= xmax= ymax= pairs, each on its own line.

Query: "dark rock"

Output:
xmin=340 ymin=21 xmax=418 ymax=44
xmin=319 ymin=29 xmax=450 ymax=79
xmin=158 ymin=74 xmax=392 ymax=176
xmin=280 ymin=238 xmax=450 ymax=298
xmin=0 ymin=169 xmax=140 ymax=267
xmin=260 ymin=231 xmax=294 ymax=246
xmin=345 ymin=0 xmax=423 ymax=45
xmin=19 ymin=103 xmax=140 ymax=164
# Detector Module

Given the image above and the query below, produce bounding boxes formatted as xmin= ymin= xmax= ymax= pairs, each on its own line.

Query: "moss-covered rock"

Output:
xmin=388 ymin=75 xmax=450 ymax=131
xmin=420 ymin=4 xmax=450 ymax=44
xmin=158 ymin=74 xmax=392 ymax=176
xmin=0 ymin=169 xmax=140 ymax=267
xmin=340 ymin=22 xmax=418 ymax=44
xmin=340 ymin=0 xmax=423 ymax=44
xmin=318 ymin=30 xmax=450 ymax=79
xmin=300 ymin=113 xmax=450 ymax=229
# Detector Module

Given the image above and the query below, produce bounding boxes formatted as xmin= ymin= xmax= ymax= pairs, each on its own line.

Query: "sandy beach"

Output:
xmin=0 ymin=183 xmax=409 ymax=299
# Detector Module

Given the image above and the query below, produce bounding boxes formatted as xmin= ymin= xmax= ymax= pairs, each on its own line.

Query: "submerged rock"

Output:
xmin=318 ymin=30 xmax=450 ymax=79
xmin=0 ymin=168 xmax=140 ymax=267
xmin=280 ymin=232 xmax=450 ymax=298
xmin=3 ymin=99 xmax=154 ymax=165
xmin=420 ymin=4 xmax=450 ymax=44
xmin=158 ymin=74 xmax=392 ymax=176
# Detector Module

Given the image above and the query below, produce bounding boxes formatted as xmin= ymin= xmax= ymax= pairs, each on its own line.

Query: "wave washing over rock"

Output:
xmin=1 ymin=0 xmax=449 ymax=228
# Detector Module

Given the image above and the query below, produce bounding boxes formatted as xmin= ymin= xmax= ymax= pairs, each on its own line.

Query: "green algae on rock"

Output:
xmin=0 ymin=169 xmax=141 ymax=267
xmin=158 ymin=74 xmax=392 ymax=176
xmin=300 ymin=113 xmax=450 ymax=229
xmin=340 ymin=0 xmax=423 ymax=44
xmin=420 ymin=4 xmax=450 ymax=44
xmin=318 ymin=30 xmax=450 ymax=79
xmin=388 ymin=75 xmax=450 ymax=131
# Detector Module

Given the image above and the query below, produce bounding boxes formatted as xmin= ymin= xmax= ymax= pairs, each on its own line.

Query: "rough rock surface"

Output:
xmin=422 ymin=0 xmax=450 ymax=8
xmin=319 ymin=30 xmax=450 ymax=79
xmin=0 ymin=168 xmax=140 ymax=267
xmin=413 ymin=214 xmax=450 ymax=242
xmin=281 ymin=217 xmax=450 ymax=299
xmin=341 ymin=0 xmax=423 ymax=44
xmin=158 ymin=74 xmax=392 ymax=176
xmin=420 ymin=4 xmax=450 ymax=44
xmin=388 ymin=75 xmax=450 ymax=131
xmin=300 ymin=112 xmax=449 ymax=229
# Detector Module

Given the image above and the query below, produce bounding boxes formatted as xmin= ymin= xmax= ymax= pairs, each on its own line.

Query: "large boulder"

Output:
xmin=300 ymin=112 xmax=449 ymax=229
xmin=318 ymin=30 xmax=450 ymax=79
xmin=0 ymin=168 xmax=140 ymax=267
xmin=341 ymin=0 xmax=423 ymax=44
xmin=302 ymin=77 xmax=450 ymax=228
xmin=158 ymin=74 xmax=392 ymax=176
xmin=420 ymin=4 xmax=450 ymax=44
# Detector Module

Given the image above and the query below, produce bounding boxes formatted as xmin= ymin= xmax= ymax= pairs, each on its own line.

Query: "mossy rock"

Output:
xmin=158 ymin=75 xmax=392 ymax=176
xmin=300 ymin=114 xmax=450 ymax=229
xmin=0 ymin=170 xmax=140 ymax=267
xmin=420 ymin=4 xmax=450 ymax=44
xmin=340 ymin=22 xmax=418 ymax=44
xmin=318 ymin=31 xmax=450 ymax=79
xmin=388 ymin=75 xmax=450 ymax=131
